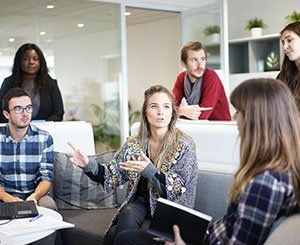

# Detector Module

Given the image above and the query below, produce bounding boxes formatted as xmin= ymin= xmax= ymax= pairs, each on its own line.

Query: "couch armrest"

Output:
xmin=264 ymin=213 xmax=300 ymax=245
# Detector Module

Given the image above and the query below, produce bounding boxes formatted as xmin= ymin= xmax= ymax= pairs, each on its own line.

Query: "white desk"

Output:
xmin=0 ymin=207 xmax=66 ymax=245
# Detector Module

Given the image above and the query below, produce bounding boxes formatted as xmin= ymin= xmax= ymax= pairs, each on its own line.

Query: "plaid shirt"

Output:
xmin=0 ymin=124 xmax=53 ymax=195
xmin=208 ymin=170 xmax=298 ymax=245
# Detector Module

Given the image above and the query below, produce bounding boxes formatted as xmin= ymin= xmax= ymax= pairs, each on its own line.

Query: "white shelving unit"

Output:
xmin=205 ymin=33 xmax=282 ymax=74
xmin=229 ymin=34 xmax=282 ymax=74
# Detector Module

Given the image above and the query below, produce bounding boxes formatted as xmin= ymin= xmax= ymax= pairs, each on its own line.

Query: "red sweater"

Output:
xmin=172 ymin=69 xmax=231 ymax=121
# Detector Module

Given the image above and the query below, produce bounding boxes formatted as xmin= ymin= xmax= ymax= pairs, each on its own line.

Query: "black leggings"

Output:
xmin=103 ymin=198 xmax=151 ymax=245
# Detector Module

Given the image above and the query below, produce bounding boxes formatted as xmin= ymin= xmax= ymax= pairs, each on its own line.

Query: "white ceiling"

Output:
xmin=120 ymin=0 xmax=214 ymax=11
xmin=0 ymin=0 xmax=213 ymax=55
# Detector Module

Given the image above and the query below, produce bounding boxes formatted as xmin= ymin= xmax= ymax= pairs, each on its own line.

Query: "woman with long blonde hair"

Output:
xmin=208 ymin=78 xmax=300 ymax=244
xmin=69 ymin=85 xmax=197 ymax=245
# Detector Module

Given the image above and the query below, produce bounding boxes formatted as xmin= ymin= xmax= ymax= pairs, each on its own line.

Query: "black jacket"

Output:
xmin=0 ymin=76 xmax=64 ymax=122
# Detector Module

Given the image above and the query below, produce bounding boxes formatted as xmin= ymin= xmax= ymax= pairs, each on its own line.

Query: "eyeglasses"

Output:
xmin=9 ymin=105 xmax=33 ymax=114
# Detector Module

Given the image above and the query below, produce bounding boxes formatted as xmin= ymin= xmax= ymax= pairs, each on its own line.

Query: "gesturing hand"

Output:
xmin=68 ymin=142 xmax=89 ymax=168
xmin=179 ymin=105 xmax=213 ymax=120
xmin=119 ymin=152 xmax=151 ymax=173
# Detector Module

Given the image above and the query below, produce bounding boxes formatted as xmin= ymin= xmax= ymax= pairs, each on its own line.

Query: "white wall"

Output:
xmin=53 ymin=28 xmax=121 ymax=123
xmin=228 ymin=0 xmax=300 ymax=39
xmin=127 ymin=16 xmax=181 ymax=112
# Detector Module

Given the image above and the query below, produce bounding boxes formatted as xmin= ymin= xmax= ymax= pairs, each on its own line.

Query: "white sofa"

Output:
xmin=131 ymin=120 xmax=240 ymax=173
xmin=31 ymin=121 xmax=95 ymax=155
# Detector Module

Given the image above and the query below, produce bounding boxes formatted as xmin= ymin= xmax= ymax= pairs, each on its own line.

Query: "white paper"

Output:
xmin=0 ymin=232 xmax=15 ymax=244
xmin=0 ymin=215 xmax=74 ymax=236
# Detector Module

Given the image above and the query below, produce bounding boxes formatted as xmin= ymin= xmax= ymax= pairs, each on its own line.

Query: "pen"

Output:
xmin=29 ymin=214 xmax=43 ymax=222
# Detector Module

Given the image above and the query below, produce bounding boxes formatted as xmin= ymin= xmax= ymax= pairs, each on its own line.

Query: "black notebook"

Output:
xmin=147 ymin=198 xmax=212 ymax=244
xmin=0 ymin=200 xmax=39 ymax=220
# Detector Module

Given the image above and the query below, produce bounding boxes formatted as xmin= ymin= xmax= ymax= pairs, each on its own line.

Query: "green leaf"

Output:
xmin=245 ymin=17 xmax=267 ymax=30
xmin=203 ymin=25 xmax=220 ymax=36
xmin=285 ymin=10 xmax=300 ymax=23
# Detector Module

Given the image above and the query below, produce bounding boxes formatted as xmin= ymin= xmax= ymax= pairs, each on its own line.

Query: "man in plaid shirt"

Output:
xmin=0 ymin=87 xmax=56 ymax=210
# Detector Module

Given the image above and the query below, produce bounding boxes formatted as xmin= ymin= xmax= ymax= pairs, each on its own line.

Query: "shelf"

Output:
xmin=229 ymin=34 xmax=281 ymax=74
xmin=229 ymin=33 xmax=280 ymax=43
xmin=204 ymin=34 xmax=282 ymax=74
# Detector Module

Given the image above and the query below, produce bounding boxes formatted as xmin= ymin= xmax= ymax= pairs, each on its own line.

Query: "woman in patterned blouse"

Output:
xmin=167 ymin=78 xmax=300 ymax=245
xmin=69 ymin=85 xmax=197 ymax=245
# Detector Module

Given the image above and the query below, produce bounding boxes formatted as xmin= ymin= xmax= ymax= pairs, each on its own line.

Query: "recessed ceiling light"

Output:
xmin=40 ymin=31 xmax=46 ymax=36
xmin=77 ymin=23 xmax=85 ymax=28
xmin=8 ymin=37 xmax=15 ymax=42
xmin=46 ymin=4 xmax=54 ymax=9
xmin=124 ymin=11 xmax=131 ymax=16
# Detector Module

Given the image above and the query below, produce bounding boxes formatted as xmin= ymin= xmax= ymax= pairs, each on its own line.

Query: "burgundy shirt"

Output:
xmin=172 ymin=68 xmax=231 ymax=121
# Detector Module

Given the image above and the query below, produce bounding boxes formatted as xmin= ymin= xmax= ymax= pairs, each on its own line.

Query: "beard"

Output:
xmin=11 ymin=116 xmax=31 ymax=129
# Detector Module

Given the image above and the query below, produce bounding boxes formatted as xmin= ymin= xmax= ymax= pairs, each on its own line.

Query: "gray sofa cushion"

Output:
xmin=59 ymin=208 xmax=118 ymax=245
xmin=194 ymin=169 xmax=234 ymax=222
xmin=53 ymin=151 xmax=117 ymax=209
xmin=264 ymin=213 xmax=300 ymax=245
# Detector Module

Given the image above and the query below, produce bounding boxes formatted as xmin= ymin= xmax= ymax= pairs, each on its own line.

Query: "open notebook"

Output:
xmin=0 ymin=201 xmax=38 ymax=220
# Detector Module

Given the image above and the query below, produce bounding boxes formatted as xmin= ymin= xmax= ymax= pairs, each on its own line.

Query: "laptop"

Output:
xmin=0 ymin=200 xmax=39 ymax=220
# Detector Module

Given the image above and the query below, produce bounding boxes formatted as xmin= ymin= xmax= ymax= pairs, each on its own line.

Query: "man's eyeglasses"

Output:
xmin=9 ymin=105 xmax=33 ymax=114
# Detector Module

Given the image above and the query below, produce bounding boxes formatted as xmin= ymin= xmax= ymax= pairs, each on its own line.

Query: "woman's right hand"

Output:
xmin=165 ymin=225 xmax=186 ymax=245
xmin=67 ymin=142 xmax=89 ymax=168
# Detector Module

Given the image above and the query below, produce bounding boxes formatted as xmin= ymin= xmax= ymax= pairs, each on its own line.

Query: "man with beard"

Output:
xmin=0 ymin=87 xmax=56 ymax=210
xmin=172 ymin=41 xmax=231 ymax=121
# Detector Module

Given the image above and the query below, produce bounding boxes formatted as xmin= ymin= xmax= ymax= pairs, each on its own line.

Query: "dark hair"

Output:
xmin=181 ymin=41 xmax=207 ymax=64
xmin=2 ymin=88 xmax=30 ymax=112
xmin=278 ymin=21 xmax=300 ymax=109
xmin=12 ymin=43 xmax=50 ymax=92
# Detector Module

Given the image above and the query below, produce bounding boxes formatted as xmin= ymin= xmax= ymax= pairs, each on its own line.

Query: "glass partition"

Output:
xmin=181 ymin=3 xmax=221 ymax=70
xmin=181 ymin=0 xmax=229 ymax=95
xmin=0 ymin=0 xmax=123 ymax=151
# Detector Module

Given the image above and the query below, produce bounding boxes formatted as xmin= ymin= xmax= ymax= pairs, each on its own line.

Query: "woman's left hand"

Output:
xmin=119 ymin=152 xmax=150 ymax=173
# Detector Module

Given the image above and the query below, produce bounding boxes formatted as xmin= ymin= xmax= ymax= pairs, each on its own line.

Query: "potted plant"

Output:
xmin=203 ymin=25 xmax=220 ymax=43
xmin=245 ymin=17 xmax=267 ymax=37
xmin=285 ymin=10 xmax=300 ymax=24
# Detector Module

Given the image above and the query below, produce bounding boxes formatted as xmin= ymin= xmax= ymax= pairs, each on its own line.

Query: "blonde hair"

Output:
xmin=228 ymin=78 xmax=300 ymax=203
xmin=138 ymin=85 xmax=178 ymax=169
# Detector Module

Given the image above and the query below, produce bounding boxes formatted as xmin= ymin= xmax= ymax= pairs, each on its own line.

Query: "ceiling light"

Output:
xmin=8 ymin=37 xmax=15 ymax=42
xmin=40 ymin=31 xmax=46 ymax=36
xmin=46 ymin=4 xmax=54 ymax=9
xmin=77 ymin=23 xmax=85 ymax=28
xmin=124 ymin=11 xmax=131 ymax=16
